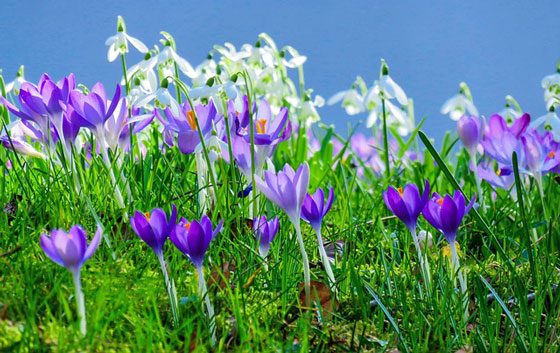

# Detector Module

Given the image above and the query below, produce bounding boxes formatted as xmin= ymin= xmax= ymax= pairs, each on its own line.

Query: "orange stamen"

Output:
xmin=184 ymin=222 xmax=191 ymax=231
xmin=548 ymin=151 xmax=555 ymax=158
xmin=144 ymin=212 xmax=150 ymax=222
xmin=397 ymin=187 xmax=403 ymax=197
xmin=256 ymin=119 xmax=267 ymax=134
xmin=437 ymin=198 xmax=444 ymax=206
xmin=187 ymin=110 xmax=197 ymax=131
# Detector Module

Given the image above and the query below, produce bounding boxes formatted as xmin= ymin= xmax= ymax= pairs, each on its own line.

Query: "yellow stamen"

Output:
xmin=187 ymin=110 xmax=197 ymax=131
xmin=397 ymin=187 xmax=403 ymax=197
xmin=496 ymin=169 xmax=501 ymax=176
xmin=548 ymin=151 xmax=555 ymax=158
xmin=144 ymin=212 xmax=150 ymax=222
xmin=437 ymin=198 xmax=443 ymax=206
xmin=256 ymin=119 xmax=267 ymax=134
xmin=184 ymin=222 xmax=191 ymax=231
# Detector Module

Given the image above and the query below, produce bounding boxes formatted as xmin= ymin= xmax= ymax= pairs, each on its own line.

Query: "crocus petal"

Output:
xmin=83 ymin=225 xmax=102 ymax=262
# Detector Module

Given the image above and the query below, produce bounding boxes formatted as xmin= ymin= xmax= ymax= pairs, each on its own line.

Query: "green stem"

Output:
xmin=450 ymin=241 xmax=468 ymax=322
xmin=381 ymin=97 xmax=390 ymax=179
xmin=197 ymin=266 xmax=216 ymax=345
xmin=314 ymin=226 xmax=336 ymax=293
xmin=410 ymin=226 xmax=431 ymax=295
xmin=293 ymin=219 xmax=310 ymax=307
xmin=71 ymin=268 xmax=86 ymax=336
xmin=157 ymin=252 xmax=178 ymax=326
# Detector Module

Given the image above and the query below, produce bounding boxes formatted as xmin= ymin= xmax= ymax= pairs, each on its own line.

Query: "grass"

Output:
xmin=1 ymin=111 xmax=559 ymax=352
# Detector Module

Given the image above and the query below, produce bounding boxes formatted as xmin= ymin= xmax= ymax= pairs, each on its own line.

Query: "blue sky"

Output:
xmin=1 ymin=1 xmax=558 ymax=141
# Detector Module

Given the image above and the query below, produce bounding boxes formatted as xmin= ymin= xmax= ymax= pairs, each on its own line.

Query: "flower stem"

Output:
xmin=381 ymin=97 xmax=390 ymax=179
xmin=293 ymin=219 xmax=311 ymax=307
xmin=410 ymin=227 xmax=431 ymax=294
xmin=71 ymin=268 xmax=86 ymax=337
xmin=314 ymin=226 xmax=336 ymax=293
xmin=470 ymin=152 xmax=483 ymax=208
xmin=450 ymin=241 xmax=468 ymax=322
xmin=100 ymin=144 xmax=126 ymax=210
xmin=535 ymin=172 xmax=549 ymax=221
xmin=197 ymin=266 xmax=216 ymax=346
xmin=157 ymin=252 xmax=179 ymax=326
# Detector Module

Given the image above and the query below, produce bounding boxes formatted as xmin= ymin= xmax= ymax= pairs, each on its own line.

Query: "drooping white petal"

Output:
xmin=124 ymin=33 xmax=149 ymax=53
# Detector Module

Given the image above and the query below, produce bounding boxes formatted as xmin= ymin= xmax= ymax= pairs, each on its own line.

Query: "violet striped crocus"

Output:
xmin=422 ymin=190 xmax=476 ymax=320
xmin=130 ymin=204 xmax=179 ymax=324
xmin=254 ymin=215 xmax=279 ymax=259
xmin=40 ymin=225 xmax=102 ymax=336
xmin=481 ymin=113 xmax=530 ymax=167
xmin=255 ymin=163 xmax=312 ymax=305
xmin=301 ymin=187 xmax=337 ymax=290
xmin=383 ymin=180 xmax=431 ymax=287
xmin=169 ymin=215 xmax=223 ymax=345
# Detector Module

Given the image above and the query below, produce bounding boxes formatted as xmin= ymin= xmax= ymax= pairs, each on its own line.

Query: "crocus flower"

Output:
xmin=457 ymin=115 xmax=483 ymax=155
xmin=457 ymin=114 xmax=485 ymax=204
xmin=169 ymin=215 xmax=223 ymax=344
xmin=301 ymin=187 xmax=337 ymax=289
xmin=422 ymin=190 xmax=475 ymax=319
xmin=383 ymin=180 xmax=430 ymax=232
xmin=255 ymin=163 xmax=312 ymax=304
xmin=130 ymin=205 xmax=179 ymax=324
xmin=67 ymin=83 xmax=121 ymax=135
xmin=521 ymin=129 xmax=560 ymax=200
xmin=40 ymin=225 xmax=102 ymax=336
xmin=383 ymin=180 xmax=431 ymax=286
xmin=481 ymin=113 xmax=530 ymax=167
xmin=254 ymin=215 xmax=279 ymax=259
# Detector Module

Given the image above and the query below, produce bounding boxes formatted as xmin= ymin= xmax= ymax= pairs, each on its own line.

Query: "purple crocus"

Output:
xmin=156 ymin=100 xmax=217 ymax=155
xmin=67 ymin=83 xmax=121 ymax=133
xmin=457 ymin=115 xmax=483 ymax=154
xmin=255 ymin=162 xmax=312 ymax=304
xmin=254 ymin=215 xmax=279 ymax=259
xmin=301 ymin=187 xmax=334 ymax=232
xmin=1 ymin=73 xmax=75 ymax=140
xmin=130 ymin=204 xmax=179 ymax=324
xmin=481 ymin=113 xmax=530 ymax=166
xmin=521 ymin=130 xmax=560 ymax=179
xmin=169 ymin=215 xmax=223 ymax=344
xmin=254 ymin=163 xmax=310 ymax=223
xmin=422 ymin=191 xmax=475 ymax=318
xmin=130 ymin=204 xmax=177 ymax=255
xmin=422 ymin=191 xmax=476 ymax=244
xmin=383 ymin=180 xmax=431 ymax=286
xmin=169 ymin=215 xmax=223 ymax=269
xmin=383 ymin=180 xmax=430 ymax=232
xmin=301 ymin=187 xmax=337 ymax=289
xmin=40 ymin=225 xmax=102 ymax=336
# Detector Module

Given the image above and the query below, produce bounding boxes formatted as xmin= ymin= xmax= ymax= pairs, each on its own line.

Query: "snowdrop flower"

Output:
xmin=365 ymin=84 xmax=411 ymax=134
xmin=134 ymin=79 xmax=181 ymax=116
xmin=542 ymin=67 xmax=560 ymax=110
xmin=531 ymin=110 xmax=560 ymax=141
xmin=105 ymin=16 xmax=148 ymax=62
xmin=286 ymin=93 xmax=324 ymax=125
xmin=157 ymin=38 xmax=196 ymax=78
xmin=500 ymin=95 xmax=524 ymax=125
xmin=4 ymin=66 xmax=25 ymax=95
xmin=281 ymin=46 xmax=307 ymax=68
xmin=441 ymin=82 xmax=479 ymax=121
xmin=327 ymin=76 xmax=367 ymax=115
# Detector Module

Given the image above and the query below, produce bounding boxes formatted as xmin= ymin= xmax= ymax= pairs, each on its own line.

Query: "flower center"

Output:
xmin=496 ymin=169 xmax=501 ymax=176
xmin=184 ymin=222 xmax=191 ymax=231
xmin=144 ymin=212 xmax=150 ymax=222
xmin=256 ymin=119 xmax=267 ymax=134
xmin=187 ymin=110 xmax=197 ymax=131
xmin=548 ymin=151 xmax=556 ymax=158
xmin=437 ymin=198 xmax=443 ymax=206
xmin=397 ymin=187 xmax=403 ymax=197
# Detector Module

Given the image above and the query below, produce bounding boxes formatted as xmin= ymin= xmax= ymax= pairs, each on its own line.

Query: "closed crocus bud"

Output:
xmin=169 ymin=216 xmax=223 ymax=269
xmin=40 ymin=225 xmax=102 ymax=271
xmin=457 ymin=115 xmax=483 ymax=154
xmin=254 ymin=215 xmax=279 ymax=258
xmin=130 ymin=204 xmax=177 ymax=255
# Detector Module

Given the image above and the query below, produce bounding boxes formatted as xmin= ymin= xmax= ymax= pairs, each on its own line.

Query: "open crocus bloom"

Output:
xmin=301 ymin=187 xmax=334 ymax=232
xmin=422 ymin=191 xmax=476 ymax=244
xmin=481 ymin=113 xmax=530 ymax=166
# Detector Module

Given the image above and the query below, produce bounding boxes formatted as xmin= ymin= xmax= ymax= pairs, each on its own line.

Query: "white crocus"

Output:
xmin=441 ymin=86 xmax=479 ymax=121
xmin=105 ymin=17 xmax=148 ymax=62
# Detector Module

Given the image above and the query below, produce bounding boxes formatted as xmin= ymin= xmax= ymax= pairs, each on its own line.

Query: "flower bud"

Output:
xmin=457 ymin=115 xmax=482 ymax=154
xmin=117 ymin=15 xmax=126 ymax=32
